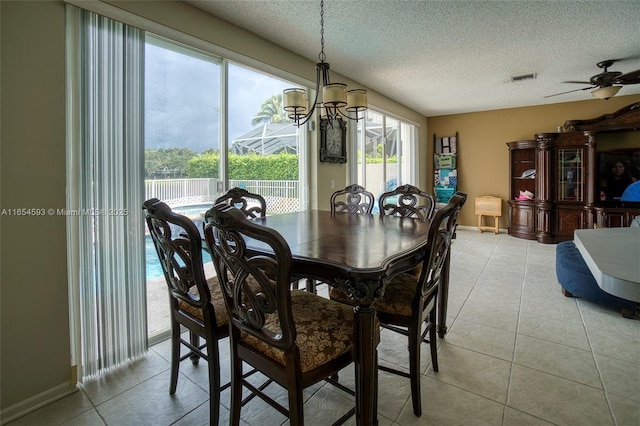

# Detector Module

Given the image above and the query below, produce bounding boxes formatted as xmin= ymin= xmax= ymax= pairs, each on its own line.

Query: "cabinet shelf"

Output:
xmin=507 ymin=140 xmax=537 ymax=240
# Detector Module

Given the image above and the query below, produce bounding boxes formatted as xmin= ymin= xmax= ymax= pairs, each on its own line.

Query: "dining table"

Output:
xmin=250 ymin=209 xmax=435 ymax=425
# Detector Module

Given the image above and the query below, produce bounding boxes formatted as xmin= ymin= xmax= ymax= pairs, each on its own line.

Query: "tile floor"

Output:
xmin=7 ymin=229 xmax=640 ymax=426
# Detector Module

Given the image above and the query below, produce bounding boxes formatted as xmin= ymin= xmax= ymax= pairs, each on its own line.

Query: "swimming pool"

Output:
xmin=145 ymin=204 xmax=211 ymax=280
xmin=146 ymin=236 xmax=213 ymax=279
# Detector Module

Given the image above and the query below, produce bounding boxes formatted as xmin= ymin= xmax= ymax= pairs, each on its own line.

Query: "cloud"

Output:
xmin=145 ymin=44 xmax=295 ymax=153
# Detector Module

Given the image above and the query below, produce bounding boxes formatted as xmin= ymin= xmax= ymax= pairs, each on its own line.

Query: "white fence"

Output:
xmin=145 ymin=178 xmax=300 ymax=214
xmin=145 ymin=178 xmax=217 ymax=206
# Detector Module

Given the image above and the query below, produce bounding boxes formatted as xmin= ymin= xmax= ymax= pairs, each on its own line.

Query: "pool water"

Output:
xmin=146 ymin=236 xmax=213 ymax=279
xmin=145 ymin=204 xmax=212 ymax=280
xmin=145 ymin=236 xmax=164 ymax=279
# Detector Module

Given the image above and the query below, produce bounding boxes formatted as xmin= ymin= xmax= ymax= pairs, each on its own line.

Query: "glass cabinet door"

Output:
xmin=557 ymin=148 xmax=583 ymax=201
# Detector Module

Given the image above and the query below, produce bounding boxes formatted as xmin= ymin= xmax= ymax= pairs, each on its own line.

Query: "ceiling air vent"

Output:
xmin=510 ymin=73 xmax=537 ymax=83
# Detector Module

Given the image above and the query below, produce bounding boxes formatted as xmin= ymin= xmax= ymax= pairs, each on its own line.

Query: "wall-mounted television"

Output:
xmin=597 ymin=149 xmax=640 ymax=202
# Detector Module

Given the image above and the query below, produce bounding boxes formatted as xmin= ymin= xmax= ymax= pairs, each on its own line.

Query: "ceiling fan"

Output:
xmin=544 ymin=59 xmax=640 ymax=99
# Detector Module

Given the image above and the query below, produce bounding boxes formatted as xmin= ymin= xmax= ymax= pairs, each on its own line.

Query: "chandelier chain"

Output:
xmin=319 ymin=0 xmax=326 ymax=63
xmin=282 ymin=0 xmax=367 ymax=127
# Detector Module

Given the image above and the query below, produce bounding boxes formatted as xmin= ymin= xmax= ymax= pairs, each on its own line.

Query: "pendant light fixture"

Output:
xmin=283 ymin=0 xmax=367 ymax=127
xmin=591 ymin=85 xmax=622 ymax=100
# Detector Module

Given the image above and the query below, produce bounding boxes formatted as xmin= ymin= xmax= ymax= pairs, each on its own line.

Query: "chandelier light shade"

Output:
xmin=283 ymin=88 xmax=307 ymax=112
xmin=323 ymin=83 xmax=348 ymax=106
xmin=591 ymin=85 xmax=621 ymax=100
xmin=283 ymin=0 xmax=367 ymax=126
xmin=346 ymin=89 xmax=367 ymax=111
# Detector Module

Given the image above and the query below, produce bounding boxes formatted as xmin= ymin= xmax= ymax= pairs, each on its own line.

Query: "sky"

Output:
xmin=144 ymin=40 xmax=294 ymax=153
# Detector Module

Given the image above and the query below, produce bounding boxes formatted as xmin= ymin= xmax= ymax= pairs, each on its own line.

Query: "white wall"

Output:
xmin=1 ymin=0 xmax=74 ymax=416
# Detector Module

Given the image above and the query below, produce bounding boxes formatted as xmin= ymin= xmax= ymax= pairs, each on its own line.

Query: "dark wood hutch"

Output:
xmin=507 ymin=102 xmax=640 ymax=243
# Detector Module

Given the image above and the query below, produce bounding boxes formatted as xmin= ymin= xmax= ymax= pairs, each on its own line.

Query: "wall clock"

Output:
xmin=320 ymin=117 xmax=347 ymax=163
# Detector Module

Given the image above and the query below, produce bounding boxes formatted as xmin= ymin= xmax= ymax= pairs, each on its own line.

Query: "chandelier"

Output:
xmin=283 ymin=0 xmax=367 ymax=127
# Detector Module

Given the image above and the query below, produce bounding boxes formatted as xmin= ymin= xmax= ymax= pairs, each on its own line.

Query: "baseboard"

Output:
xmin=148 ymin=328 xmax=171 ymax=347
xmin=0 ymin=382 xmax=78 ymax=425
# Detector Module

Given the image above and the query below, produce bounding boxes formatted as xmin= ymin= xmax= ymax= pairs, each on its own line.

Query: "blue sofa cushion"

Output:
xmin=556 ymin=241 xmax=636 ymax=311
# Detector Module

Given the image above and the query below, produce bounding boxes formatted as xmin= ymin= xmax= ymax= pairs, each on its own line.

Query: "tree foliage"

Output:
xmin=251 ymin=94 xmax=292 ymax=126
xmin=145 ymin=148 xmax=198 ymax=178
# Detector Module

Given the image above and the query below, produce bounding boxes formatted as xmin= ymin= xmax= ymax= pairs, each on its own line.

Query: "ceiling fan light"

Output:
xmin=591 ymin=85 xmax=621 ymax=100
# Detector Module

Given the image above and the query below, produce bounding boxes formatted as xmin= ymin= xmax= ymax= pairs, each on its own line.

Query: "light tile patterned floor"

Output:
xmin=7 ymin=229 xmax=640 ymax=426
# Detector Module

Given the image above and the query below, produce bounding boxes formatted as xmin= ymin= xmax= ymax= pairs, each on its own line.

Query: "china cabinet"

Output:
xmin=507 ymin=102 xmax=640 ymax=243
xmin=507 ymin=140 xmax=537 ymax=239
xmin=535 ymin=131 xmax=596 ymax=243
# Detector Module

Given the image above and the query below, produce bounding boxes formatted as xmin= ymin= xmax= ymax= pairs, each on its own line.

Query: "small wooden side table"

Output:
xmin=475 ymin=196 xmax=501 ymax=234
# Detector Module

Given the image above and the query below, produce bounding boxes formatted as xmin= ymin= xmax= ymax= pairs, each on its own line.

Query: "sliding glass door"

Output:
xmin=353 ymin=109 xmax=416 ymax=212
xmin=144 ymin=36 xmax=220 ymax=338
xmin=226 ymin=63 xmax=306 ymax=214
xmin=144 ymin=36 xmax=307 ymax=339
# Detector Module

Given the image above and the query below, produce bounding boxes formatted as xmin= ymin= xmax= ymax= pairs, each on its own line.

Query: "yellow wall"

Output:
xmin=427 ymin=95 xmax=640 ymax=228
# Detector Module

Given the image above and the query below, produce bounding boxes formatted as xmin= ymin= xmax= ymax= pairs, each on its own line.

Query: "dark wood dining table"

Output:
xmin=250 ymin=210 xmax=434 ymax=426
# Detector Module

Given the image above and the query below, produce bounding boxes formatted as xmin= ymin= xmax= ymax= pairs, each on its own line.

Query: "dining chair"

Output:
xmin=378 ymin=183 xmax=436 ymax=220
xmin=214 ymin=187 xmax=267 ymax=219
xmin=378 ymin=184 xmax=438 ymax=280
xmin=143 ymin=198 xmax=230 ymax=426
xmin=204 ymin=203 xmax=358 ymax=426
xmin=215 ymin=187 xmax=312 ymax=293
xmin=298 ymin=183 xmax=376 ymax=294
xmin=330 ymin=183 xmax=375 ymax=214
xmin=330 ymin=191 xmax=467 ymax=417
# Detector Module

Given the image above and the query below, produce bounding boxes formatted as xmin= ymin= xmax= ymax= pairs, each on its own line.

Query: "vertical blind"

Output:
xmin=66 ymin=5 xmax=147 ymax=378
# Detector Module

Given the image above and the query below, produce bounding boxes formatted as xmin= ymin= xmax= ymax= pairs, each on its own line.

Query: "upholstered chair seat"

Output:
xmin=242 ymin=290 xmax=355 ymax=372
xmin=177 ymin=277 xmax=229 ymax=329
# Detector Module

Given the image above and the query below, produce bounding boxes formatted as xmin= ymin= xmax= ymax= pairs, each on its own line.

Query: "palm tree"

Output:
xmin=251 ymin=94 xmax=292 ymax=125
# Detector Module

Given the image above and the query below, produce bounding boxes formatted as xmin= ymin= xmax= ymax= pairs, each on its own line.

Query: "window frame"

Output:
xmin=349 ymin=107 xmax=418 ymax=195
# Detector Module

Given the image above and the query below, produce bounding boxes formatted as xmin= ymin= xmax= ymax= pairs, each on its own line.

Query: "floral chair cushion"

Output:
xmin=178 ymin=276 xmax=229 ymax=327
xmin=241 ymin=290 xmax=359 ymax=372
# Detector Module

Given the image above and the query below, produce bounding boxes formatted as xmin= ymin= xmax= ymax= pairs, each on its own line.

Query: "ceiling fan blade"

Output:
xmin=544 ymin=86 xmax=594 ymax=98
xmin=612 ymin=69 xmax=640 ymax=85
xmin=561 ymin=80 xmax=592 ymax=85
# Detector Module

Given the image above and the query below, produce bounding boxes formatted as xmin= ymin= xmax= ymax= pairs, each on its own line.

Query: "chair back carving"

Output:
xmin=204 ymin=204 xmax=296 ymax=351
xmin=378 ymin=184 xmax=436 ymax=220
xmin=418 ymin=192 xmax=466 ymax=297
xmin=214 ymin=187 xmax=267 ymax=219
xmin=143 ymin=198 xmax=211 ymax=310
xmin=330 ymin=184 xmax=375 ymax=214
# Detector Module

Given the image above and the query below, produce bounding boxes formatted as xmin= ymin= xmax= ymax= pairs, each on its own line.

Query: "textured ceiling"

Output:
xmin=185 ymin=0 xmax=640 ymax=117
